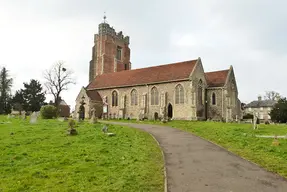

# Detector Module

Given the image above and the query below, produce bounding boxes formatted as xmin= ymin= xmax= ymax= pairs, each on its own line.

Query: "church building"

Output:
xmin=75 ymin=19 xmax=242 ymax=121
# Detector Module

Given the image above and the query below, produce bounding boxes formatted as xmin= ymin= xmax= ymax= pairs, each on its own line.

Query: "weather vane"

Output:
xmin=103 ymin=12 xmax=107 ymax=23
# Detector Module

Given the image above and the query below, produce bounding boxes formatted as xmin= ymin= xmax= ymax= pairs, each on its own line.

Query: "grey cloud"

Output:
xmin=1 ymin=0 xmax=287 ymax=106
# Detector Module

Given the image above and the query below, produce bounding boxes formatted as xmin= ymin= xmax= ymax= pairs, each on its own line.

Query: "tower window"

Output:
xmin=116 ymin=46 xmax=122 ymax=60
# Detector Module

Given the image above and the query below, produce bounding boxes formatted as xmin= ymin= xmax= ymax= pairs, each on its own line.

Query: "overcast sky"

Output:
xmin=1 ymin=0 xmax=286 ymax=110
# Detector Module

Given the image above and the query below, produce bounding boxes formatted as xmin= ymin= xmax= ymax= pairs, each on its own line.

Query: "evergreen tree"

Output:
xmin=22 ymin=79 xmax=46 ymax=112
xmin=270 ymin=97 xmax=287 ymax=123
xmin=11 ymin=90 xmax=26 ymax=113
xmin=0 ymin=67 xmax=13 ymax=114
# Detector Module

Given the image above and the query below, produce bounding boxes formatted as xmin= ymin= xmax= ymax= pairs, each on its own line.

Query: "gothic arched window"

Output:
xmin=175 ymin=84 xmax=184 ymax=104
xmin=131 ymin=89 xmax=138 ymax=106
xmin=112 ymin=91 xmax=118 ymax=106
xmin=212 ymin=93 xmax=216 ymax=105
xmin=151 ymin=87 xmax=159 ymax=105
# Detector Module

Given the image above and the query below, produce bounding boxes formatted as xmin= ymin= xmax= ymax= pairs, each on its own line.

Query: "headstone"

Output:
xmin=102 ymin=125 xmax=108 ymax=133
xmin=21 ymin=111 xmax=26 ymax=120
xmin=90 ymin=107 xmax=97 ymax=124
xmin=253 ymin=113 xmax=258 ymax=129
xmin=30 ymin=112 xmax=38 ymax=124
xmin=7 ymin=114 xmax=10 ymax=119
xmin=35 ymin=111 xmax=40 ymax=117
xmin=58 ymin=117 xmax=64 ymax=122
xmin=101 ymin=125 xmax=116 ymax=136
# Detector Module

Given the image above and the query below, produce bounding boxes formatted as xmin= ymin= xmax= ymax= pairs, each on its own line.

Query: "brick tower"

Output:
xmin=89 ymin=16 xmax=131 ymax=82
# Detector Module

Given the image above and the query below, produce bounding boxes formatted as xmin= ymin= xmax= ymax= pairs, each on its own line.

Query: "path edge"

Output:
xmin=100 ymin=121 xmax=168 ymax=192
xmin=148 ymin=132 xmax=168 ymax=192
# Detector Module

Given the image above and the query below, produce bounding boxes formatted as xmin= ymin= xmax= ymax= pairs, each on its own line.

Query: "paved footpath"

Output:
xmin=103 ymin=121 xmax=287 ymax=192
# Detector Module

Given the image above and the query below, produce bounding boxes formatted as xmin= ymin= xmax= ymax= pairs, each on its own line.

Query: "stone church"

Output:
xmin=75 ymin=20 xmax=242 ymax=121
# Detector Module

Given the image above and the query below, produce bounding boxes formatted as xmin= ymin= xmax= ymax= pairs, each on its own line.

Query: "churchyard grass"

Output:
xmin=0 ymin=116 xmax=164 ymax=192
xmin=108 ymin=119 xmax=287 ymax=178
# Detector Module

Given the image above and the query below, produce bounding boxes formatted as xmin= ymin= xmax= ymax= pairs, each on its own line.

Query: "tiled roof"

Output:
xmin=205 ymin=69 xmax=229 ymax=87
xmin=245 ymin=100 xmax=277 ymax=108
xmin=87 ymin=59 xmax=198 ymax=89
xmin=86 ymin=90 xmax=102 ymax=101
xmin=59 ymin=100 xmax=68 ymax=105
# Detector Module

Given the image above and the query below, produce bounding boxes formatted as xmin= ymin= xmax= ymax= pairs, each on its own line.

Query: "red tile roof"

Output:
xmin=87 ymin=59 xmax=198 ymax=89
xmin=205 ymin=69 xmax=229 ymax=87
xmin=86 ymin=90 xmax=102 ymax=101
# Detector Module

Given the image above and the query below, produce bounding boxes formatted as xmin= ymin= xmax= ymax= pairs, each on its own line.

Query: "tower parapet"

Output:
xmin=98 ymin=23 xmax=130 ymax=44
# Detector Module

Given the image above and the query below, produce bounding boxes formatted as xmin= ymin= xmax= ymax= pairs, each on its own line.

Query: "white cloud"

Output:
xmin=0 ymin=0 xmax=286 ymax=108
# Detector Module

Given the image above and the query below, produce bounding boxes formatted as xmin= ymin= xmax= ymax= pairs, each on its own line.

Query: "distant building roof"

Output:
xmin=59 ymin=100 xmax=68 ymax=105
xmin=245 ymin=100 xmax=277 ymax=108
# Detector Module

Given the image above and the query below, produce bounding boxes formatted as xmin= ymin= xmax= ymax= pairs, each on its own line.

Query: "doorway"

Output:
xmin=167 ymin=103 xmax=173 ymax=119
xmin=79 ymin=105 xmax=85 ymax=120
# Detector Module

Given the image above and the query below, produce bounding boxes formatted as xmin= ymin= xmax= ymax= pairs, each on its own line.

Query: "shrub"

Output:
xmin=243 ymin=113 xmax=253 ymax=119
xmin=40 ymin=105 xmax=57 ymax=119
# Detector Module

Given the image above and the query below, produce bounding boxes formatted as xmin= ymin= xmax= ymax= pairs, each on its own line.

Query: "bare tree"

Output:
xmin=43 ymin=61 xmax=75 ymax=110
xmin=264 ymin=91 xmax=281 ymax=101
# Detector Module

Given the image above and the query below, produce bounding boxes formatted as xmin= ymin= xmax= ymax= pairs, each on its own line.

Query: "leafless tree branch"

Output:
xmin=43 ymin=61 xmax=76 ymax=109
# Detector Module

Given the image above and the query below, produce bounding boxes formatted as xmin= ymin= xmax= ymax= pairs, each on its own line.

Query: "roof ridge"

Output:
xmin=205 ymin=69 xmax=229 ymax=74
xmin=96 ymin=59 xmax=198 ymax=77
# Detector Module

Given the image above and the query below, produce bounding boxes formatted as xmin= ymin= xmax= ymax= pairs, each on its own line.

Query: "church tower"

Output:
xmin=89 ymin=15 xmax=131 ymax=82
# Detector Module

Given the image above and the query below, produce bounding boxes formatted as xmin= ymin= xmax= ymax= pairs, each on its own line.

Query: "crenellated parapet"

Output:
xmin=98 ymin=23 xmax=130 ymax=44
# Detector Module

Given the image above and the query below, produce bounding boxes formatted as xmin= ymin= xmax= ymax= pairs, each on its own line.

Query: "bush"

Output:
xmin=243 ymin=113 xmax=253 ymax=119
xmin=40 ymin=105 xmax=57 ymax=119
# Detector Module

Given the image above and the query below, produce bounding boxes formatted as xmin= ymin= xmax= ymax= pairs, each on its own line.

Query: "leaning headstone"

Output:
xmin=7 ymin=114 xmax=11 ymax=119
xmin=102 ymin=125 xmax=116 ymax=136
xmin=30 ymin=112 xmax=38 ymax=124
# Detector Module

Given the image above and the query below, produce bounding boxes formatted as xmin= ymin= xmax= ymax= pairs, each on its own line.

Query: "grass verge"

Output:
xmin=0 ymin=116 xmax=164 ymax=192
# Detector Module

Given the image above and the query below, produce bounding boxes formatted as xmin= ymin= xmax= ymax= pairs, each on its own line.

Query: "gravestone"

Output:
xmin=7 ymin=114 xmax=10 ymax=119
xmin=102 ymin=125 xmax=108 ymax=133
xmin=102 ymin=125 xmax=116 ymax=136
xmin=90 ymin=107 xmax=97 ymax=124
xmin=253 ymin=112 xmax=258 ymax=129
xmin=30 ymin=112 xmax=38 ymax=124
xmin=58 ymin=117 xmax=65 ymax=122
xmin=21 ymin=111 xmax=26 ymax=120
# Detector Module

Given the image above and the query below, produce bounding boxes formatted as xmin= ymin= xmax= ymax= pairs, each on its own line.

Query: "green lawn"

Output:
xmin=0 ymin=116 xmax=164 ymax=192
xmin=108 ymin=119 xmax=287 ymax=178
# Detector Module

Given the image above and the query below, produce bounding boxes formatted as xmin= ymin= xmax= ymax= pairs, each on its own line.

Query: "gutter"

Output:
xmin=87 ymin=79 xmax=190 ymax=91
